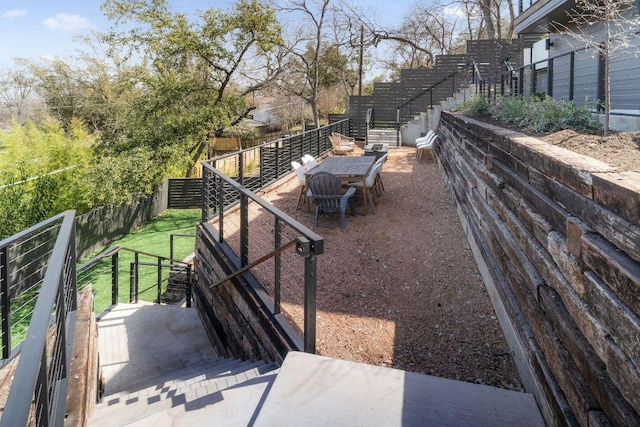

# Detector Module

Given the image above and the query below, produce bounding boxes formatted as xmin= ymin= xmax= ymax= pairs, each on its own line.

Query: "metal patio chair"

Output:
xmin=307 ymin=171 xmax=356 ymax=228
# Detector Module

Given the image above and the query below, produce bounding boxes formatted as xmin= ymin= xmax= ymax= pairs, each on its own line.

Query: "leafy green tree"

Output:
xmin=100 ymin=0 xmax=284 ymax=176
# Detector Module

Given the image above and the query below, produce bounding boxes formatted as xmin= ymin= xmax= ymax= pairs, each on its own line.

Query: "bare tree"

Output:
xmin=0 ymin=64 xmax=39 ymax=125
xmin=553 ymin=0 xmax=640 ymax=135
xmin=278 ymin=0 xmax=331 ymax=127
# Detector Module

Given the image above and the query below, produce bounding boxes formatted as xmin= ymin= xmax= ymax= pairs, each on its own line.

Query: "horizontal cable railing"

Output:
xmin=0 ymin=213 xmax=71 ymax=360
xmin=1 ymin=210 xmax=77 ymax=427
xmin=76 ymin=246 xmax=194 ymax=313
xmin=201 ymin=123 xmax=337 ymax=353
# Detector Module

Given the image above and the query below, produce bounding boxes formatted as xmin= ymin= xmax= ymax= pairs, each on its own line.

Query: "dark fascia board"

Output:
xmin=515 ymin=0 xmax=576 ymax=34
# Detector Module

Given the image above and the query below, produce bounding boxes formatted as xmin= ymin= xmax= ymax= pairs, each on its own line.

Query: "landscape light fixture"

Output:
xmin=636 ymin=0 xmax=640 ymax=16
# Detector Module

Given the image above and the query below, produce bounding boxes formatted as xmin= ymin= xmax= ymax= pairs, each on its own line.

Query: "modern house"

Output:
xmin=513 ymin=0 xmax=640 ymax=130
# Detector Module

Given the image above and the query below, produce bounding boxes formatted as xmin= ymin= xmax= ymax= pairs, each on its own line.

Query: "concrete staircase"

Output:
xmin=88 ymin=303 xmax=545 ymax=426
xmin=367 ymin=128 xmax=399 ymax=147
xmin=401 ymin=84 xmax=479 ymax=146
xmin=88 ymin=303 xmax=280 ymax=426
xmin=89 ymin=359 xmax=279 ymax=426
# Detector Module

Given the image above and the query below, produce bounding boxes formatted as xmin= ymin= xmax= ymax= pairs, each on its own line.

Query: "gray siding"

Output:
xmin=545 ymin=9 xmax=640 ymax=112
xmin=551 ymin=54 xmax=571 ymax=100
xmin=610 ymin=49 xmax=640 ymax=112
xmin=572 ymin=50 xmax=599 ymax=108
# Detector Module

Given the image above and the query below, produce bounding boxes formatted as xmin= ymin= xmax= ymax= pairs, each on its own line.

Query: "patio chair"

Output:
xmin=292 ymin=161 xmax=312 ymax=210
xmin=415 ymin=130 xmax=435 ymax=146
xmin=332 ymin=132 xmax=356 ymax=144
xmin=373 ymin=154 xmax=387 ymax=196
xmin=350 ymin=162 xmax=382 ymax=215
xmin=417 ymin=134 xmax=437 ymax=162
xmin=307 ymin=171 xmax=356 ymax=228
xmin=328 ymin=133 xmax=355 ymax=155
xmin=302 ymin=154 xmax=318 ymax=169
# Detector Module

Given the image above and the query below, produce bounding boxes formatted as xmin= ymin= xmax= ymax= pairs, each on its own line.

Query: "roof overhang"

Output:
xmin=514 ymin=0 xmax=576 ymax=35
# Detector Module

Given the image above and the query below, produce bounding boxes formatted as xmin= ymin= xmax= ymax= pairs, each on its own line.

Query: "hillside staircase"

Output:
xmin=87 ymin=303 xmax=545 ymax=426
xmin=350 ymin=37 xmax=540 ymax=144
xmin=366 ymin=128 xmax=398 ymax=147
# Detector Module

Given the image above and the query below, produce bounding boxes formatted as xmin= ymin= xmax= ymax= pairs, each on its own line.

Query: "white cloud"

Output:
xmin=43 ymin=13 xmax=93 ymax=32
xmin=2 ymin=9 xmax=28 ymax=19
xmin=443 ymin=5 xmax=467 ymax=18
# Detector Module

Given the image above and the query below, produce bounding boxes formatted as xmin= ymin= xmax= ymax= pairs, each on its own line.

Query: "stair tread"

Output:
xmin=89 ymin=362 xmax=279 ymax=426
xmin=100 ymin=358 xmax=261 ymax=400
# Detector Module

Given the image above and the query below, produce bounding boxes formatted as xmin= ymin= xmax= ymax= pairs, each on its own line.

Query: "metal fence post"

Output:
xmin=218 ymin=176 xmax=225 ymax=243
xmin=569 ymin=52 xmax=575 ymax=101
xmin=274 ymin=218 xmax=282 ymax=315
xmin=111 ymin=252 xmax=119 ymax=305
xmin=36 ymin=349 xmax=51 ymax=427
xmin=275 ymin=142 xmax=280 ymax=179
xmin=547 ymin=57 xmax=554 ymax=97
xmin=238 ymin=152 xmax=244 ymax=186
xmin=186 ymin=267 xmax=192 ymax=308
xmin=259 ymin=145 xmax=265 ymax=188
xmin=296 ymin=236 xmax=317 ymax=354
xmin=240 ymin=194 xmax=249 ymax=268
xmin=157 ymin=257 xmax=162 ymax=304
xmin=129 ymin=262 xmax=135 ymax=303
xmin=134 ymin=252 xmax=139 ymax=303
xmin=303 ymin=251 xmax=317 ymax=354
xmin=1 ymin=247 xmax=10 ymax=358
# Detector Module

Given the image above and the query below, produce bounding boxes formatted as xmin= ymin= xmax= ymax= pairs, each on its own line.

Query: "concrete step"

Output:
xmin=96 ymin=303 xmax=218 ymax=396
xmin=253 ymin=352 xmax=545 ymax=427
xmin=89 ymin=361 xmax=280 ymax=426
xmin=367 ymin=129 xmax=398 ymax=146
xmin=99 ymin=358 xmax=263 ymax=402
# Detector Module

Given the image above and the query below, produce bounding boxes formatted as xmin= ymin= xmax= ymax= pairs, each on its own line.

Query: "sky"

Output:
xmin=0 ymin=0 xmax=408 ymax=68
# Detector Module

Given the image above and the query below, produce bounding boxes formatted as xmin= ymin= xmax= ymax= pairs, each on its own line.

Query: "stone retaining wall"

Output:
xmin=438 ymin=111 xmax=640 ymax=426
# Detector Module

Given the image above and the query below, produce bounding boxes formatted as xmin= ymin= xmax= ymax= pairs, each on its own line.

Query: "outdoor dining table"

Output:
xmin=304 ymin=155 xmax=376 ymax=215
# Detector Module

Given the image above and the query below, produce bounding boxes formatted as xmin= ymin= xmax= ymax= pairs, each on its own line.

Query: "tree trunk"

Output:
xmin=480 ymin=0 xmax=496 ymax=39
xmin=185 ymin=140 xmax=207 ymax=177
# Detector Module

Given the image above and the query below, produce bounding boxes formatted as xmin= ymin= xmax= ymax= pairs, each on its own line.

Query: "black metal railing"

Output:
xmin=76 ymin=246 xmax=194 ymax=311
xmin=202 ymin=120 xmax=349 ymax=216
xmin=472 ymin=61 xmax=488 ymax=98
xmin=481 ymin=46 xmax=640 ymax=118
xmin=1 ymin=210 xmax=77 ymax=427
xmin=201 ymin=127 xmax=328 ymax=352
xmin=396 ymin=70 xmax=465 ymax=125
xmin=0 ymin=212 xmax=73 ymax=360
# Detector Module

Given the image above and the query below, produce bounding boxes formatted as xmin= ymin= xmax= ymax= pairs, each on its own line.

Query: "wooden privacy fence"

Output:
xmin=168 ymin=178 xmax=203 ymax=209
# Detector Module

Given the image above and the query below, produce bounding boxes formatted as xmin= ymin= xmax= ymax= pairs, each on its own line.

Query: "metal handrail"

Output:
xmin=1 ymin=210 xmax=77 ymax=427
xmin=473 ymin=62 xmax=484 ymax=83
xmin=78 ymin=245 xmax=194 ymax=308
xmin=0 ymin=211 xmax=71 ymax=360
xmin=201 ymin=131 xmax=327 ymax=352
xmin=396 ymin=70 xmax=462 ymax=111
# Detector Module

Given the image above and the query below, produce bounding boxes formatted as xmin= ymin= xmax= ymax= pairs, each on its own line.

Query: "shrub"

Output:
xmin=460 ymin=94 xmax=603 ymax=134
xmin=490 ymin=96 xmax=527 ymax=125
xmin=453 ymin=95 xmax=490 ymax=115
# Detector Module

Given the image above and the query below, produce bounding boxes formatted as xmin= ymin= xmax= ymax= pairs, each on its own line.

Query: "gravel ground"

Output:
xmin=258 ymin=145 xmax=524 ymax=391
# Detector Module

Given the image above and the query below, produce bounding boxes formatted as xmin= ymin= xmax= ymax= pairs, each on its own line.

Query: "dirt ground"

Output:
xmin=474 ymin=113 xmax=640 ymax=172
xmin=539 ymin=129 xmax=640 ymax=172
xmin=257 ymin=123 xmax=638 ymax=394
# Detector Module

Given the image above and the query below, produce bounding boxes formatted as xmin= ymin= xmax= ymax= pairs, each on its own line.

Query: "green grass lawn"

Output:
xmin=77 ymin=208 xmax=202 ymax=314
